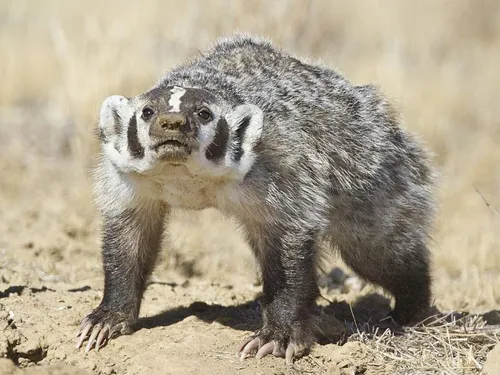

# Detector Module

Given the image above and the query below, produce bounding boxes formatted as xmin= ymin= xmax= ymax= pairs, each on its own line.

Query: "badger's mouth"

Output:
xmin=155 ymin=139 xmax=186 ymax=149
xmin=152 ymin=137 xmax=192 ymax=160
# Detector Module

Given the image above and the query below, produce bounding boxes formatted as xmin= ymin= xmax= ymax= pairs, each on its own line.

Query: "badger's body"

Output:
xmin=77 ymin=34 xmax=436 ymax=364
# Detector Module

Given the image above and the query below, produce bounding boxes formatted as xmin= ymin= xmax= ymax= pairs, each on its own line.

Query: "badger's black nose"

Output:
xmin=149 ymin=113 xmax=188 ymax=137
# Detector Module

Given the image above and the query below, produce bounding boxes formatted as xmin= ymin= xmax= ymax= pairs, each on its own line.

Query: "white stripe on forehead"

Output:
xmin=168 ymin=86 xmax=186 ymax=112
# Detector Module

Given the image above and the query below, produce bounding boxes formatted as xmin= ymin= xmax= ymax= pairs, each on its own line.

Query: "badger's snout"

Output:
xmin=149 ymin=113 xmax=190 ymax=138
xmin=147 ymin=112 xmax=194 ymax=159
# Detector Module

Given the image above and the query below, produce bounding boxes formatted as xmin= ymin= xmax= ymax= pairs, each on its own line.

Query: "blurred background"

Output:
xmin=0 ymin=0 xmax=499 ymax=314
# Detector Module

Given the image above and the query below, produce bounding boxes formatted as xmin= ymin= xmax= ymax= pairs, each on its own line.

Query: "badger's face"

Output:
xmin=98 ymin=86 xmax=263 ymax=179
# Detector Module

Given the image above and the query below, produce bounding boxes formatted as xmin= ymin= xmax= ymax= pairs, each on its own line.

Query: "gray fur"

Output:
xmin=77 ymin=33 xmax=437 ymax=363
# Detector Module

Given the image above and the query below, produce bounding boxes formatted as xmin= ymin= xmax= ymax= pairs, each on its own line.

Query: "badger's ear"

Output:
xmin=99 ymin=95 xmax=130 ymax=143
xmin=225 ymin=104 xmax=263 ymax=162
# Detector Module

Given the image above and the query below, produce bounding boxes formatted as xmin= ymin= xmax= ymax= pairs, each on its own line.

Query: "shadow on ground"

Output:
xmin=0 ymin=285 xmax=55 ymax=298
xmin=137 ymin=290 xmax=500 ymax=346
xmin=136 ymin=293 xmax=399 ymax=343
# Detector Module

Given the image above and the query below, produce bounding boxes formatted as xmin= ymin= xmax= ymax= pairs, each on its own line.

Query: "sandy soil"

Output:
xmin=1 ymin=1 xmax=500 ymax=374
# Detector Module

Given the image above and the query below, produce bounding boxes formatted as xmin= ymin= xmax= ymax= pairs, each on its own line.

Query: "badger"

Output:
xmin=76 ymin=34 xmax=436 ymax=364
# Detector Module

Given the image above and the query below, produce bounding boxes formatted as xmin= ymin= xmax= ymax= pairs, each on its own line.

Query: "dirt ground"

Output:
xmin=1 ymin=1 xmax=500 ymax=374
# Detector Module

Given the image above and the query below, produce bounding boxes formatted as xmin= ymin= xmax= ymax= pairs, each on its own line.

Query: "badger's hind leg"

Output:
xmin=388 ymin=242 xmax=431 ymax=325
xmin=337 ymin=236 xmax=432 ymax=326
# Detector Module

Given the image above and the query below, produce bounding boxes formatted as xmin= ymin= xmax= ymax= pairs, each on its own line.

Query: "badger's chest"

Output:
xmin=133 ymin=164 xmax=224 ymax=210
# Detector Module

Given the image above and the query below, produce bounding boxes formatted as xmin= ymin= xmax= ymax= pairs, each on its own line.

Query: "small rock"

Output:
xmin=55 ymin=305 xmax=71 ymax=311
xmin=343 ymin=276 xmax=365 ymax=293
xmin=15 ymin=337 xmax=48 ymax=364
xmin=320 ymin=267 xmax=347 ymax=290
xmin=330 ymin=268 xmax=348 ymax=284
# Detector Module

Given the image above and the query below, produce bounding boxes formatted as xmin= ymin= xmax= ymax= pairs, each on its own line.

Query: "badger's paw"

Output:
xmin=237 ymin=322 xmax=313 ymax=365
xmin=75 ymin=306 xmax=134 ymax=353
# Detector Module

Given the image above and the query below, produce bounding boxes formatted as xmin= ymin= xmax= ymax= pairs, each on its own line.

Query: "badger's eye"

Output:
xmin=197 ymin=108 xmax=212 ymax=122
xmin=141 ymin=107 xmax=155 ymax=120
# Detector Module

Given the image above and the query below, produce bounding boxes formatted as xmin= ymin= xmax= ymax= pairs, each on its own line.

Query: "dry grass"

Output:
xmin=1 ymin=0 xmax=499 ymax=373
xmin=345 ymin=312 xmax=499 ymax=374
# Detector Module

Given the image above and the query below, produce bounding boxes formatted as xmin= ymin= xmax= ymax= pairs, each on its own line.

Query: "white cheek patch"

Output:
xmin=191 ymin=103 xmax=223 ymax=156
xmin=198 ymin=119 xmax=217 ymax=148
xmin=188 ymin=122 xmax=219 ymax=176
xmin=99 ymin=96 xmax=157 ymax=173
xmin=187 ymin=103 xmax=226 ymax=176
xmin=168 ymin=86 xmax=186 ymax=112
xmin=225 ymin=104 xmax=264 ymax=178
xmin=189 ymin=103 xmax=264 ymax=180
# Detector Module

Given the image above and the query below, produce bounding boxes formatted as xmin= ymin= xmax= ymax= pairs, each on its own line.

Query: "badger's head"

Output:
xmin=98 ymin=85 xmax=263 ymax=179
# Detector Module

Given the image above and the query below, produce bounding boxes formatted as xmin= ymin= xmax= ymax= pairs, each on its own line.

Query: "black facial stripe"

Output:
xmin=112 ymin=108 xmax=122 ymax=135
xmin=232 ymin=116 xmax=251 ymax=162
xmin=205 ymin=117 xmax=229 ymax=161
xmin=127 ymin=114 xmax=145 ymax=159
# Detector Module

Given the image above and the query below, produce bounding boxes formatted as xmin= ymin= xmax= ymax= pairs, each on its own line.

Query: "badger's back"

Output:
xmin=161 ymin=35 xmax=356 ymax=120
xmin=159 ymin=34 xmax=434 ymax=198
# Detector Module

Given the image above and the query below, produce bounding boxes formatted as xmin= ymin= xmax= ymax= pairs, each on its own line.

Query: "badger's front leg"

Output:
xmin=238 ymin=228 xmax=319 ymax=364
xmin=76 ymin=179 xmax=166 ymax=352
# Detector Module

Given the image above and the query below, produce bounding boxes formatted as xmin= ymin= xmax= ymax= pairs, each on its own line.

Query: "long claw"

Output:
xmin=285 ymin=344 xmax=295 ymax=365
xmin=76 ymin=323 xmax=93 ymax=349
xmin=85 ymin=324 xmax=101 ymax=353
xmin=236 ymin=337 xmax=253 ymax=355
xmin=239 ymin=337 xmax=260 ymax=361
xmin=256 ymin=341 xmax=274 ymax=359
xmin=76 ymin=326 xmax=83 ymax=337
xmin=95 ymin=326 xmax=109 ymax=352
xmin=236 ymin=333 xmax=308 ymax=363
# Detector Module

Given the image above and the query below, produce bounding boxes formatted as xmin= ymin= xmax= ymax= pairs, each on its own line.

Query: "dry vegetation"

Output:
xmin=0 ymin=1 xmax=499 ymax=374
